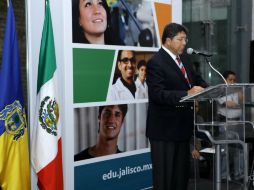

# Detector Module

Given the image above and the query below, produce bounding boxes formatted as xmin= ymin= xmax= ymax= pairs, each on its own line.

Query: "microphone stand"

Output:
xmin=204 ymin=57 xmax=228 ymax=85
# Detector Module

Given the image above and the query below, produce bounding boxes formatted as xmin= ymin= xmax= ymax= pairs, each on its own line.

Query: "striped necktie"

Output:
xmin=176 ymin=56 xmax=191 ymax=87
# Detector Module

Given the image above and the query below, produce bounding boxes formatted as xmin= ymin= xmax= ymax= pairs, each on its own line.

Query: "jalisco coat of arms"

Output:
xmin=39 ymin=96 xmax=59 ymax=136
xmin=0 ymin=100 xmax=26 ymax=140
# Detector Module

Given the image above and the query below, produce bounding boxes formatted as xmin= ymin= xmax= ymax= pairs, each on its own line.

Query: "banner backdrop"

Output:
xmin=27 ymin=0 xmax=182 ymax=189
xmin=72 ymin=1 xmax=171 ymax=189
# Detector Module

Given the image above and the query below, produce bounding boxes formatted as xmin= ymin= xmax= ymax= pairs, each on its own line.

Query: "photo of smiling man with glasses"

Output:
xmin=107 ymin=50 xmax=143 ymax=101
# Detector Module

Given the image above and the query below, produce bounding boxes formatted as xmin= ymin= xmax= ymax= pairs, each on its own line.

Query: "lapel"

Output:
xmin=159 ymin=48 xmax=191 ymax=88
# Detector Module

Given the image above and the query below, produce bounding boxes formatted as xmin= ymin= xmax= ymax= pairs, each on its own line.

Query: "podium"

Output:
xmin=181 ymin=83 xmax=254 ymax=190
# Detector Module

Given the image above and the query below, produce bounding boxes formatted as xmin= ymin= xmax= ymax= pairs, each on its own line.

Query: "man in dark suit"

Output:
xmin=146 ymin=23 xmax=208 ymax=190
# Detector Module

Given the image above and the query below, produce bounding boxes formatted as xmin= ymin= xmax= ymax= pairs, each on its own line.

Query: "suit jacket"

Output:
xmin=146 ymin=48 xmax=208 ymax=141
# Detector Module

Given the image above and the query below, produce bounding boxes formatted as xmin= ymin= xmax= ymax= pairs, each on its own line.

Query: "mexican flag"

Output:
xmin=31 ymin=0 xmax=63 ymax=189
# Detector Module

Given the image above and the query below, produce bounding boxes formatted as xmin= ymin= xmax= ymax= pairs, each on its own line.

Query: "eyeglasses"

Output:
xmin=119 ymin=57 xmax=136 ymax=64
xmin=175 ymin=37 xmax=188 ymax=43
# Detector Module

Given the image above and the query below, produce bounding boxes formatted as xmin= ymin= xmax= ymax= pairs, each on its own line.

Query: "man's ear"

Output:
xmin=117 ymin=61 xmax=121 ymax=71
xmin=121 ymin=116 xmax=125 ymax=124
xmin=97 ymin=123 xmax=101 ymax=133
xmin=165 ymin=37 xmax=172 ymax=46
xmin=97 ymin=115 xmax=100 ymax=133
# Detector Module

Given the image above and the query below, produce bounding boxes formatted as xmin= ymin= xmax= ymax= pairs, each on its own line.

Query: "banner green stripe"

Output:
xmin=37 ymin=0 xmax=56 ymax=93
xmin=73 ymin=48 xmax=115 ymax=103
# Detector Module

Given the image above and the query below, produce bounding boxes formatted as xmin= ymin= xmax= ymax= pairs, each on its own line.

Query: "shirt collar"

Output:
xmin=162 ymin=45 xmax=178 ymax=61
xmin=120 ymin=77 xmax=136 ymax=98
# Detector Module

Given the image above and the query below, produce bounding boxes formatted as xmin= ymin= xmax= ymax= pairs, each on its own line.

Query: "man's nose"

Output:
xmin=108 ymin=114 xmax=116 ymax=122
xmin=126 ymin=61 xmax=134 ymax=67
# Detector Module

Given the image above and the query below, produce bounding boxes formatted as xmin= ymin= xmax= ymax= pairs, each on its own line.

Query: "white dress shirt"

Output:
xmin=217 ymin=92 xmax=242 ymax=119
xmin=135 ymin=78 xmax=148 ymax=99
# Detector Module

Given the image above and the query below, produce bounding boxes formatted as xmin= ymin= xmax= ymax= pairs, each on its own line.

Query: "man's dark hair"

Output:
xmin=162 ymin=22 xmax=188 ymax=44
xmin=117 ymin=50 xmax=135 ymax=62
xmin=98 ymin=104 xmax=128 ymax=119
xmin=223 ymin=70 xmax=236 ymax=79
xmin=137 ymin=60 xmax=147 ymax=70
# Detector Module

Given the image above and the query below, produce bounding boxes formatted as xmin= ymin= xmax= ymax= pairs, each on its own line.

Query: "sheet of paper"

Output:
xmin=200 ymin=147 xmax=215 ymax=154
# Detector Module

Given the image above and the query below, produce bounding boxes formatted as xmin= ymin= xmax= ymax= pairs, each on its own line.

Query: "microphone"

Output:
xmin=187 ymin=48 xmax=228 ymax=84
xmin=187 ymin=48 xmax=213 ymax=57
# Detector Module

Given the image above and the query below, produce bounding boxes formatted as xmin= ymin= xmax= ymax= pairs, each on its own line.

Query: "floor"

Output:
xmin=144 ymin=178 xmax=253 ymax=190
xmin=188 ymin=161 xmax=254 ymax=190
xmin=188 ymin=178 xmax=253 ymax=190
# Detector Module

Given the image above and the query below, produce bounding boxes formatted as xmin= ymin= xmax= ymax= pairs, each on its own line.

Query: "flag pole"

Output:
xmin=7 ymin=0 xmax=9 ymax=7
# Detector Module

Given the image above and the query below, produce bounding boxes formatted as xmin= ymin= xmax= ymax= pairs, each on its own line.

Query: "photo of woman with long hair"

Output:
xmin=72 ymin=0 xmax=124 ymax=45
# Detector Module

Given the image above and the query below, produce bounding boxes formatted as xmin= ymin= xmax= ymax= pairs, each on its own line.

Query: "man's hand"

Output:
xmin=225 ymin=101 xmax=238 ymax=108
xmin=187 ymin=86 xmax=204 ymax=96
xmin=191 ymin=149 xmax=200 ymax=159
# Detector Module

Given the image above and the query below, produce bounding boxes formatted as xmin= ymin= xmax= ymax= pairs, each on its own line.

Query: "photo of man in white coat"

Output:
xmin=107 ymin=50 xmax=142 ymax=101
